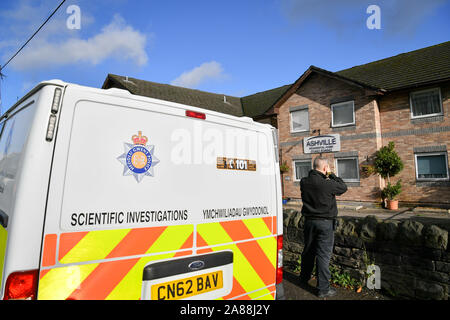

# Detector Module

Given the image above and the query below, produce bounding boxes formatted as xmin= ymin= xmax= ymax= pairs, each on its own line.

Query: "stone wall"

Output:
xmin=283 ymin=209 xmax=450 ymax=300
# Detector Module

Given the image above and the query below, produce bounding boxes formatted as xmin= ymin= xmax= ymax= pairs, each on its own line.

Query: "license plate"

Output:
xmin=151 ymin=270 xmax=223 ymax=300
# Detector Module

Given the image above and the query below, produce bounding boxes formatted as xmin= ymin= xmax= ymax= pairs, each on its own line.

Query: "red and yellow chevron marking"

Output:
xmin=38 ymin=225 xmax=193 ymax=300
xmin=38 ymin=217 xmax=277 ymax=300
xmin=41 ymin=234 xmax=57 ymax=267
xmin=0 ymin=226 xmax=7 ymax=286
xmin=197 ymin=217 xmax=276 ymax=300
xmin=272 ymin=215 xmax=277 ymax=235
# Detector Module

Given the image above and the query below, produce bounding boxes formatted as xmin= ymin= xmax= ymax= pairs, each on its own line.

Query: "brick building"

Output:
xmin=103 ymin=41 xmax=450 ymax=206
xmin=270 ymin=41 xmax=450 ymax=206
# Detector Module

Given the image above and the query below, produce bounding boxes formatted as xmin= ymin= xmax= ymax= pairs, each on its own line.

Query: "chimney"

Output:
xmin=123 ymin=76 xmax=136 ymax=85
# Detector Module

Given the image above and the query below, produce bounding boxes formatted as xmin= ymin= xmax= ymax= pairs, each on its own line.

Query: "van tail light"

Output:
xmin=276 ymin=235 xmax=283 ymax=284
xmin=4 ymin=270 xmax=39 ymax=300
xmin=186 ymin=110 xmax=206 ymax=120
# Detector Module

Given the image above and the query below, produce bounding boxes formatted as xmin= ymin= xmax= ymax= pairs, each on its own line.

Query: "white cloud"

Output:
xmin=171 ymin=61 xmax=226 ymax=88
xmin=0 ymin=0 xmax=89 ymax=41
xmin=280 ymin=0 xmax=447 ymax=35
xmin=7 ymin=14 xmax=148 ymax=71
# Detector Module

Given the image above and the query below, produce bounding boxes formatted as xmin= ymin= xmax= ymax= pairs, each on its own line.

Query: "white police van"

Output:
xmin=0 ymin=80 xmax=283 ymax=300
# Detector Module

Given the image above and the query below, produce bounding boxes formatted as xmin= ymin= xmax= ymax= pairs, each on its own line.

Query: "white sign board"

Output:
xmin=303 ymin=134 xmax=341 ymax=154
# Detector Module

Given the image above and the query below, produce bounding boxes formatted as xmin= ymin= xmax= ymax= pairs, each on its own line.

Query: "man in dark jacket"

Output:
xmin=299 ymin=156 xmax=347 ymax=298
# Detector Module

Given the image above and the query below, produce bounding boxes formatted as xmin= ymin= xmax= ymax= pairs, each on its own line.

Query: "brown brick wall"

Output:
xmin=279 ymin=73 xmax=382 ymax=203
xmin=378 ymin=81 xmax=450 ymax=204
xmin=278 ymin=73 xmax=450 ymax=205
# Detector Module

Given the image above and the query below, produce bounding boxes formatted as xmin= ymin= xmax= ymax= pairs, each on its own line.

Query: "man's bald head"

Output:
xmin=313 ymin=156 xmax=329 ymax=175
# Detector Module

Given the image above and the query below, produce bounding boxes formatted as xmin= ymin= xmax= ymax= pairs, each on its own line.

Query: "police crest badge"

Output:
xmin=117 ymin=131 xmax=160 ymax=182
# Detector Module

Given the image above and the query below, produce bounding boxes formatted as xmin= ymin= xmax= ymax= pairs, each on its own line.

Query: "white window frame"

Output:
xmin=290 ymin=109 xmax=309 ymax=133
xmin=331 ymin=100 xmax=355 ymax=127
xmin=293 ymin=159 xmax=312 ymax=182
xmin=414 ymin=152 xmax=449 ymax=181
xmin=409 ymin=87 xmax=443 ymax=119
xmin=335 ymin=157 xmax=360 ymax=182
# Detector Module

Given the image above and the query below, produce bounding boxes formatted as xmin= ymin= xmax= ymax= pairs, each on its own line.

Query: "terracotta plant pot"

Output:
xmin=386 ymin=199 xmax=398 ymax=210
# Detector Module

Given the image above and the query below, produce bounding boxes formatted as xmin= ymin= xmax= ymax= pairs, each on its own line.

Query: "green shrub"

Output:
xmin=374 ymin=142 xmax=404 ymax=203
xmin=381 ymin=180 xmax=402 ymax=201
xmin=374 ymin=142 xmax=404 ymax=182
xmin=295 ymin=257 xmax=362 ymax=291
xmin=280 ymin=161 xmax=290 ymax=173
xmin=329 ymin=265 xmax=362 ymax=290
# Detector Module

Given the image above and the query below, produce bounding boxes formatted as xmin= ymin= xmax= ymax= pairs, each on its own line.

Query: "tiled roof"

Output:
xmin=102 ymin=41 xmax=450 ymax=118
xmin=241 ymin=84 xmax=291 ymax=117
xmin=335 ymin=41 xmax=450 ymax=91
xmin=103 ymin=73 xmax=291 ymax=119
xmin=103 ymin=74 xmax=244 ymax=117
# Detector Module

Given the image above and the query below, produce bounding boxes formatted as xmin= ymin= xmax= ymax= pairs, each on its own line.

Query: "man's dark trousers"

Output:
xmin=299 ymin=169 xmax=347 ymax=295
xmin=299 ymin=218 xmax=335 ymax=294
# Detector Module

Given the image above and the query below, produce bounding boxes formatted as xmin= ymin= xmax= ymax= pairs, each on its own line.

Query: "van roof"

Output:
xmin=1 ymin=80 xmax=273 ymax=130
xmin=0 ymin=80 xmax=65 ymax=121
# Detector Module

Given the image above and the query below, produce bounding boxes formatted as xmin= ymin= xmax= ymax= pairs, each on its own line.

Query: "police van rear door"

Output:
xmin=37 ymin=85 xmax=278 ymax=300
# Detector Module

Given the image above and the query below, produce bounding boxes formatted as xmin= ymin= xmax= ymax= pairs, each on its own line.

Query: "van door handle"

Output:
xmin=0 ymin=209 xmax=8 ymax=228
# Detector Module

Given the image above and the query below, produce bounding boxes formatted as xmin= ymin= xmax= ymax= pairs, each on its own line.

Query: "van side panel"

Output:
xmin=38 ymin=86 xmax=278 ymax=300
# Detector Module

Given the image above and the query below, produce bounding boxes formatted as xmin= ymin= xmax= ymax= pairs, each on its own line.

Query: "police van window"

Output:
xmin=0 ymin=102 xmax=36 ymax=202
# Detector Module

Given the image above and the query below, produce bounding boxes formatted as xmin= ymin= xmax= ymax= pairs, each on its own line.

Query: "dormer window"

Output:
xmin=290 ymin=106 xmax=309 ymax=133
xmin=410 ymin=88 xmax=443 ymax=119
xmin=331 ymin=101 xmax=355 ymax=127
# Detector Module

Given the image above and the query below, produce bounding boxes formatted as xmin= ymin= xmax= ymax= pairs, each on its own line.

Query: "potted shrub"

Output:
xmin=374 ymin=142 xmax=404 ymax=210
xmin=360 ymin=164 xmax=376 ymax=177
xmin=280 ymin=161 xmax=290 ymax=174
xmin=381 ymin=180 xmax=402 ymax=210
xmin=282 ymin=197 xmax=291 ymax=205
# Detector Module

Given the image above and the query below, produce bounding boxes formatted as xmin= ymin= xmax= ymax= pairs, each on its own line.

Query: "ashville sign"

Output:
xmin=303 ymin=134 xmax=341 ymax=154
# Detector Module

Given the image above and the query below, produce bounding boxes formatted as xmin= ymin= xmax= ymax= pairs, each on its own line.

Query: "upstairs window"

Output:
xmin=331 ymin=101 xmax=355 ymax=127
xmin=290 ymin=108 xmax=309 ymax=133
xmin=410 ymin=88 xmax=443 ymax=118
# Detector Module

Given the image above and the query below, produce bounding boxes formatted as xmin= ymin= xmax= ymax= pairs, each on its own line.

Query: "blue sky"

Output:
xmin=0 ymin=0 xmax=449 ymax=113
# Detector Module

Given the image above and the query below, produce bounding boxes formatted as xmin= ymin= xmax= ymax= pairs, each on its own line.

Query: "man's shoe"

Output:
xmin=298 ymin=279 xmax=310 ymax=289
xmin=317 ymin=287 xmax=337 ymax=298
xmin=298 ymin=276 xmax=311 ymax=286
